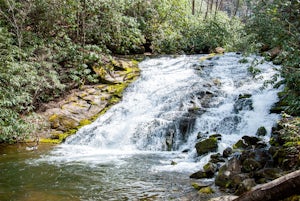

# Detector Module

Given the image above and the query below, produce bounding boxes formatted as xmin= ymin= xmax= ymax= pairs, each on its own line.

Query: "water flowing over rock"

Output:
xmin=39 ymin=53 xmax=285 ymax=200
xmin=64 ymin=53 xmax=282 ymax=153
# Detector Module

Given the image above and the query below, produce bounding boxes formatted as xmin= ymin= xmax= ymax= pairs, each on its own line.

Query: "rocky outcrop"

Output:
xmin=194 ymin=115 xmax=300 ymax=199
xmin=269 ymin=114 xmax=300 ymax=170
xmin=30 ymin=58 xmax=140 ymax=143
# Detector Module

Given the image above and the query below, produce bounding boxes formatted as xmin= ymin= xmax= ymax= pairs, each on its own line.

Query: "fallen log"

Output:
xmin=233 ymin=170 xmax=300 ymax=201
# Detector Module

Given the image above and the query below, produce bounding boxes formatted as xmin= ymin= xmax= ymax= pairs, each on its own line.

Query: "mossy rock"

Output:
xmin=203 ymin=162 xmax=218 ymax=178
xmin=256 ymin=126 xmax=267 ymax=136
xmin=195 ymin=137 xmax=218 ymax=156
xmin=190 ymin=170 xmax=209 ymax=179
xmin=233 ymin=139 xmax=248 ymax=149
xmin=242 ymin=158 xmax=262 ymax=173
xmin=191 ymin=182 xmax=209 ymax=190
xmin=199 ymin=187 xmax=214 ymax=194
xmin=238 ymin=94 xmax=252 ymax=99
xmin=79 ymin=119 xmax=92 ymax=127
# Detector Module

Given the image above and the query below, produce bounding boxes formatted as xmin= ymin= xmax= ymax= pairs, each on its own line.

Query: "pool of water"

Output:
xmin=0 ymin=144 xmax=221 ymax=201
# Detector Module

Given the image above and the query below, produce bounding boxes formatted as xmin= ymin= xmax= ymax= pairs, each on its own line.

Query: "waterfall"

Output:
xmin=46 ymin=53 xmax=282 ymax=171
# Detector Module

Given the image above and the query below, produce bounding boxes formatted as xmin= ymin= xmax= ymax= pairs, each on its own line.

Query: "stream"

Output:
xmin=0 ymin=53 xmax=283 ymax=201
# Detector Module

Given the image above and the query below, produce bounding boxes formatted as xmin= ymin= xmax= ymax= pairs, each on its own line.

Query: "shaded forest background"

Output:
xmin=0 ymin=0 xmax=299 ymax=142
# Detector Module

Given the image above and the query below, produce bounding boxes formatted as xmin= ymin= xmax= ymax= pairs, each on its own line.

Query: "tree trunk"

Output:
xmin=200 ymin=0 xmax=204 ymax=14
xmin=192 ymin=0 xmax=195 ymax=15
xmin=214 ymin=0 xmax=218 ymax=18
xmin=217 ymin=0 xmax=223 ymax=10
xmin=233 ymin=170 xmax=300 ymax=201
xmin=233 ymin=0 xmax=240 ymax=17
xmin=204 ymin=0 xmax=210 ymax=19
xmin=210 ymin=0 xmax=214 ymax=13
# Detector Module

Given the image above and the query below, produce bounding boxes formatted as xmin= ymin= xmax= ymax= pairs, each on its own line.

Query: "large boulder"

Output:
xmin=215 ymin=157 xmax=242 ymax=189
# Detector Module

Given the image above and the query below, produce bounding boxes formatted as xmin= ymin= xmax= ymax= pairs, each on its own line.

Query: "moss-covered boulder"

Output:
xmin=190 ymin=170 xmax=211 ymax=179
xmin=233 ymin=135 xmax=261 ymax=150
xmin=256 ymin=126 xmax=267 ymax=136
xmin=195 ymin=136 xmax=218 ymax=156
xmin=199 ymin=186 xmax=214 ymax=194
xmin=49 ymin=114 xmax=79 ymax=131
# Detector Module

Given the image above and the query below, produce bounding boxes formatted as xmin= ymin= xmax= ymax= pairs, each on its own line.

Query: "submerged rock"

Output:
xmin=233 ymin=98 xmax=253 ymax=113
xmin=223 ymin=147 xmax=233 ymax=158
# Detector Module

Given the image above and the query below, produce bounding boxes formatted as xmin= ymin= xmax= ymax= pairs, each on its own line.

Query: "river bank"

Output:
xmin=24 ymin=57 xmax=141 ymax=146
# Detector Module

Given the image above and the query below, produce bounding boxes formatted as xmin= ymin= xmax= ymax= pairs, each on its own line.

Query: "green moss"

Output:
xmin=49 ymin=114 xmax=58 ymax=122
xmin=191 ymin=183 xmax=202 ymax=190
xmin=199 ymin=187 xmax=214 ymax=194
xmin=131 ymin=59 xmax=139 ymax=66
xmin=79 ymin=119 xmax=92 ymax=126
xmin=109 ymin=96 xmax=121 ymax=104
xmin=40 ymin=138 xmax=61 ymax=144
xmin=107 ymin=83 xmax=128 ymax=96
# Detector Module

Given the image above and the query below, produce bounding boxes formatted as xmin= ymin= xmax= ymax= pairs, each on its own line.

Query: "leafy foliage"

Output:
xmin=0 ymin=0 xmax=298 ymax=141
xmin=0 ymin=27 xmax=64 ymax=142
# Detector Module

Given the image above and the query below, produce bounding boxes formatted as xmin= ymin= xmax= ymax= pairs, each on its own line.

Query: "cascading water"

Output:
xmin=30 ymin=53 xmax=283 ymax=200
xmin=63 ymin=53 xmax=281 ymax=154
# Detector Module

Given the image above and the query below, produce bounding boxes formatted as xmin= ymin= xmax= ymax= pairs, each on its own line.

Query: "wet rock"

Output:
xmin=190 ymin=162 xmax=218 ymax=179
xmin=233 ymin=94 xmax=253 ymax=113
xmin=178 ymin=112 xmax=197 ymax=139
xmin=195 ymin=136 xmax=218 ymax=156
xmin=199 ymin=186 xmax=214 ymax=194
xmin=190 ymin=170 xmax=213 ymax=179
xmin=233 ymin=136 xmax=260 ymax=149
xmin=210 ymin=153 xmax=225 ymax=163
xmin=171 ymin=161 xmax=177 ymax=165
xmin=210 ymin=134 xmax=222 ymax=141
xmin=223 ymin=147 xmax=233 ymax=158
xmin=203 ymin=162 xmax=218 ymax=175
xmin=256 ymin=126 xmax=267 ymax=136
xmin=191 ymin=182 xmax=210 ymax=190
xmin=238 ymin=94 xmax=252 ymax=99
